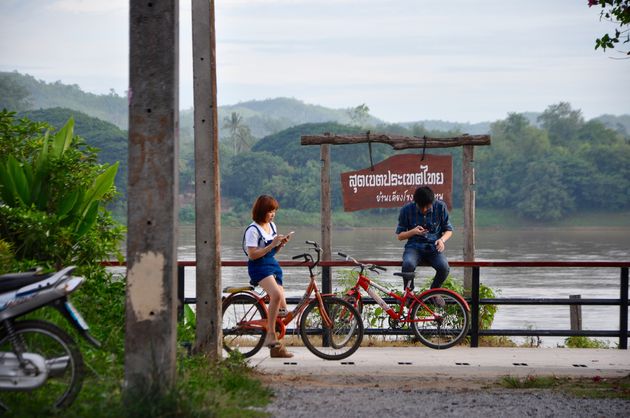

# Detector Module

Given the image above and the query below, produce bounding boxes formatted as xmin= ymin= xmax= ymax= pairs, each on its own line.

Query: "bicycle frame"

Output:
xmin=222 ymin=242 xmax=336 ymax=339
xmin=345 ymin=260 xmax=470 ymax=325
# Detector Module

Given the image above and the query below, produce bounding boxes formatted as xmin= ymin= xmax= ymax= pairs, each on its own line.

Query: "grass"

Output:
xmin=563 ymin=336 xmax=610 ymax=349
xmin=499 ymin=374 xmax=630 ymax=400
xmin=2 ymin=271 xmax=273 ymax=418
xmin=6 ymin=351 xmax=272 ymax=418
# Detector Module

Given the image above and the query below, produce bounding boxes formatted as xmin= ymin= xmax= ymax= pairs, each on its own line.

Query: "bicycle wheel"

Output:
xmin=299 ymin=297 xmax=363 ymax=360
xmin=0 ymin=319 xmax=85 ymax=413
xmin=222 ymin=293 xmax=267 ymax=357
xmin=410 ymin=290 xmax=469 ymax=349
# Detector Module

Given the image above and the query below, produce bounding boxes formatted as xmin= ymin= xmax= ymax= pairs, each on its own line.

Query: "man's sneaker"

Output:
xmin=278 ymin=308 xmax=289 ymax=318
xmin=432 ymin=295 xmax=446 ymax=307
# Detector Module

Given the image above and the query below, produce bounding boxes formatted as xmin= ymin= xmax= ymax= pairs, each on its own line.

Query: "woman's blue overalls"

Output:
xmin=243 ymin=224 xmax=284 ymax=286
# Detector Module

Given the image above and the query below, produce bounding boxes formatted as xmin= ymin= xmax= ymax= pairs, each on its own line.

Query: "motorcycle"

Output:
xmin=0 ymin=266 xmax=100 ymax=412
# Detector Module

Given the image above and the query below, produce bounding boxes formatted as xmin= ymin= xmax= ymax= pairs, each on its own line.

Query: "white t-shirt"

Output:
xmin=244 ymin=222 xmax=277 ymax=249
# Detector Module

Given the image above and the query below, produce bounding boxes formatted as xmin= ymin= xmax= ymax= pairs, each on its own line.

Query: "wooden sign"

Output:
xmin=340 ymin=154 xmax=452 ymax=212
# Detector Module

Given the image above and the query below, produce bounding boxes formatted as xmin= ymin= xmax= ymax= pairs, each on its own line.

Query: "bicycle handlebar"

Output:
xmin=292 ymin=253 xmax=310 ymax=261
xmin=291 ymin=241 xmax=321 ymax=266
xmin=337 ymin=251 xmax=387 ymax=273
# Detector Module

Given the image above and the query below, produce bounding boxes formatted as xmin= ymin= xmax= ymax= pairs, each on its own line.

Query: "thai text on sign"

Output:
xmin=340 ymin=154 xmax=453 ymax=212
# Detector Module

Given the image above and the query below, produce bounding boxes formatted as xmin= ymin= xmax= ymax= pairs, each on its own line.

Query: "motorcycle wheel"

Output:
xmin=0 ymin=319 xmax=85 ymax=413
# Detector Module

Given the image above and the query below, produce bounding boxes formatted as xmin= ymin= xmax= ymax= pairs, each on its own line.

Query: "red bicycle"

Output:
xmin=339 ymin=252 xmax=470 ymax=349
xmin=221 ymin=241 xmax=364 ymax=360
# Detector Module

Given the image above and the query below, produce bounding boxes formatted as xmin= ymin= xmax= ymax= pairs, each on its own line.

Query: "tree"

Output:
xmin=222 ymin=112 xmax=254 ymax=154
xmin=347 ymin=103 xmax=371 ymax=127
xmin=222 ymin=151 xmax=293 ymax=207
xmin=0 ymin=111 xmax=123 ymax=269
xmin=588 ymin=0 xmax=630 ymax=56
xmin=0 ymin=72 xmax=32 ymax=111
xmin=516 ymin=159 xmax=575 ymax=221
xmin=537 ymin=102 xmax=584 ymax=146
xmin=477 ymin=113 xmax=549 ymax=208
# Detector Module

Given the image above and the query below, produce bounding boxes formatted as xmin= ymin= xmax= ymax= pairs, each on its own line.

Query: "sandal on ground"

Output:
xmin=270 ymin=344 xmax=294 ymax=358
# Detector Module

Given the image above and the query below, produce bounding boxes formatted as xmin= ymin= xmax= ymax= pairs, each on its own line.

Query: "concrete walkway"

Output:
xmin=248 ymin=346 xmax=630 ymax=379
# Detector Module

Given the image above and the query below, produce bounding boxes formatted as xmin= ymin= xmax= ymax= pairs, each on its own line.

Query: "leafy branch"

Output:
xmin=589 ymin=0 xmax=630 ymax=56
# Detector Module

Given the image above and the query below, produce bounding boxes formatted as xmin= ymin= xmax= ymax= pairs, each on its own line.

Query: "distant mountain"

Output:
xmin=398 ymin=119 xmax=492 ymax=135
xmin=1 ymin=71 xmax=127 ymax=129
xmin=594 ymin=114 xmax=630 ymax=136
xmin=180 ymin=97 xmax=381 ymax=141
xmin=399 ymin=112 xmax=543 ymax=135
xmin=399 ymin=112 xmax=630 ymax=137
xmin=3 ymin=71 xmax=629 ymax=139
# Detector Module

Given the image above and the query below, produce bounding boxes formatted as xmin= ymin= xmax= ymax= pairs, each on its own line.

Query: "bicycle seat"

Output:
xmin=393 ymin=272 xmax=416 ymax=278
xmin=222 ymin=285 xmax=255 ymax=294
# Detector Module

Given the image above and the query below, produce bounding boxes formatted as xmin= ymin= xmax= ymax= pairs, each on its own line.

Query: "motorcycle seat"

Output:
xmin=0 ymin=271 xmax=52 ymax=293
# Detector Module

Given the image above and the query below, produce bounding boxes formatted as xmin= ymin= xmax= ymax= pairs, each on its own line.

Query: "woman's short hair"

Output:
xmin=252 ymin=195 xmax=279 ymax=223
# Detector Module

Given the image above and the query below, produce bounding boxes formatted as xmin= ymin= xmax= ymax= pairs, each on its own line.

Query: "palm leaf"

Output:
xmin=51 ymin=117 xmax=74 ymax=159
xmin=75 ymin=200 xmax=99 ymax=236
xmin=77 ymin=162 xmax=119 ymax=218
xmin=7 ymin=156 xmax=30 ymax=205
xmin=0 ymin=163 xmax=17 ymax=206
xmin=58 ymin=189 xmax=80 ymax=218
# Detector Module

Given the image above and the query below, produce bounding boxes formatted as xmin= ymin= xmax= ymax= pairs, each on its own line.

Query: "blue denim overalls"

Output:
xmin=243 ymin=223 xmax=283 ymax=286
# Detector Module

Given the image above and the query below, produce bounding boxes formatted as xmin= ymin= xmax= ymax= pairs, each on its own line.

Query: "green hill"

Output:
xmin=1 ymin=71 xmax=127 ymax=129
xmin=18 ymin=107 xmax=128 ymax=203
xmin=4 ymin=70 xmax=629 ymax=142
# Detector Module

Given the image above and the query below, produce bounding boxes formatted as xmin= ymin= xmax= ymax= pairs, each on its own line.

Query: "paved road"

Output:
xmin=248 ymin=346 xmax=630 ymax=379
xmin=252 ymin=347 xmax=630 ymax=418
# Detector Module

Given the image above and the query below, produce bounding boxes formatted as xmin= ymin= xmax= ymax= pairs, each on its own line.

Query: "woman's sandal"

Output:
xmin=265 ymin=340 xmax=281 ymax=348
xmin=270 ymin=344 xmax=294 ymax=358
xmin=264 ymin=334 xmax=280 ymax=348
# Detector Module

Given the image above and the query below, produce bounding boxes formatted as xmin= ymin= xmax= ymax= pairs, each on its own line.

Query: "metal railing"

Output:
xmin=106 ymin=259 xmax=629 ymax=349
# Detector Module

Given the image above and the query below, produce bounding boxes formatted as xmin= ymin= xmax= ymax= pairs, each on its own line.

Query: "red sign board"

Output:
xmin=340 ymin=154 xmax=453 ymax=212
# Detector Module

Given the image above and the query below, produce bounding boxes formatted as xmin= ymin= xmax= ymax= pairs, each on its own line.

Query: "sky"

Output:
xmin=1 ymin=0 xmax=628 ymax=123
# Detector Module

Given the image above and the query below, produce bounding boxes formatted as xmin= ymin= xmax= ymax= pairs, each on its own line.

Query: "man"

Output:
xmin=396 ymin=186 xmax=453 ymax=293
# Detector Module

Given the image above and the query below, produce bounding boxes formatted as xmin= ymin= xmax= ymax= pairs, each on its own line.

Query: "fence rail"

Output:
xmin=103 ymin=260 xmax=630 ymax=349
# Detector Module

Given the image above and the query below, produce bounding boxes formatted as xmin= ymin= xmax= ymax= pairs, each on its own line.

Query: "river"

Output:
xmin=175 ymin=225 xmax=630 ymax=348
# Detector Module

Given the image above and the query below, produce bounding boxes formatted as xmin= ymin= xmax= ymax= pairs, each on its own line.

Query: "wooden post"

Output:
xmin=192 ymin=0 xmax=222 ymax=358
xmin=301 ymin=132 xmax=489 ymax=298
xmin=126 ymin=0 xmax=179 ymax=392
xmin=462 ymin=145 xmax=475 ymax=296
xmin=570 ymin=295 xmax=582 ymax=331
xmin=321 ymin=144 xmax=332 ymax=293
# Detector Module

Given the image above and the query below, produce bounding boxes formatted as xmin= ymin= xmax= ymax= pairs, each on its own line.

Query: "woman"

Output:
xmin=243 ymin=195 xmax=293 ymax=358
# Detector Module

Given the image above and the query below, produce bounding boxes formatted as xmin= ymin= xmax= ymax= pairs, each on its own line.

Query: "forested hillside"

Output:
xmin=1 ymin=71 xmax=127 ymax=129
xmin=2 ymin=72 xmax=629 ymax=225
xmin=17 ymin=107 xmax=128 ymax=207
xmin=222 ymin=103 xmax=630 ymax=222
xmin=1 ymin=71 xmax=378 ymax=137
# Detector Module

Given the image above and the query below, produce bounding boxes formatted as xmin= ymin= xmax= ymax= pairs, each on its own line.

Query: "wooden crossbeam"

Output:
xmin=301 ymin=132 xmax=491 ymax=149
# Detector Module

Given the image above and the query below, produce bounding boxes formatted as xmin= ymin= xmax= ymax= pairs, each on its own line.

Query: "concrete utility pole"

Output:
xmin=191 ymin=0 xmax=222 ymax=358
xmin=126 ymin=0 xmax=179 ymax=392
